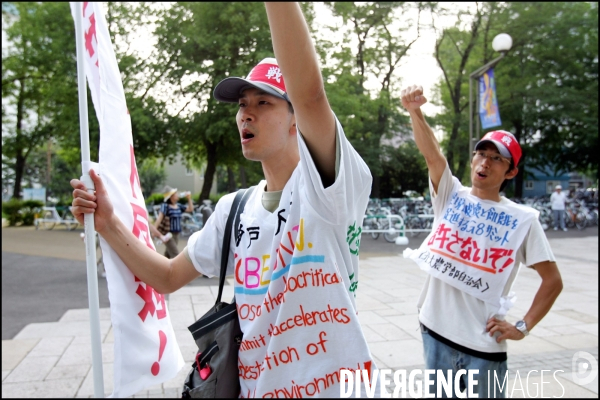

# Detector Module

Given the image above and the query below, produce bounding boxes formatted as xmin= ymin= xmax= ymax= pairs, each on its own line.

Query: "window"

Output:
xmin=525 ymin=180 xmax=534 ymax=190
xmin=185 ymin=167 xmax=193 ymax=176
xmin=546 ymin=180 xmax=561 ymax=194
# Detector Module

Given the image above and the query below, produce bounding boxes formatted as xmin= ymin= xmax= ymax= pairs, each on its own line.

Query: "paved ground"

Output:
xmin=2 ymin=224 xmax=598 ymax=397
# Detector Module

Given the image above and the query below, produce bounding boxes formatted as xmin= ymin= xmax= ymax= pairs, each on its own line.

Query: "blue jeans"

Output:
xmin=553 ymin=209 xmax=566 ymax=230
xmin=421 ymin=326 xmax=508 ymax=398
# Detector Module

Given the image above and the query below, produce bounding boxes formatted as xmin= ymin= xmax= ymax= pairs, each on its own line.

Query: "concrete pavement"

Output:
xmin=2 ymin=225 xmax=598 ymax=398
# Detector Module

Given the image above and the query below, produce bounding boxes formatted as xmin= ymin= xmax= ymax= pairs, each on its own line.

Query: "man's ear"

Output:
xmin=289 ymin=116 xmax=297 ymax=135
xmin=506 ymin=166 xmax=519 ymax=180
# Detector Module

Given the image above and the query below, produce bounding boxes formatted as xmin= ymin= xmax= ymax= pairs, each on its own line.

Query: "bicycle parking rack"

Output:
xmin=362 ymin=213 xmax=435 ymax=243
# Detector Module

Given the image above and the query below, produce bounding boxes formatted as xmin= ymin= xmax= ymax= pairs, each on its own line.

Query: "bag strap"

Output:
xmin=216 ymin=186 xmax=255 ymax=305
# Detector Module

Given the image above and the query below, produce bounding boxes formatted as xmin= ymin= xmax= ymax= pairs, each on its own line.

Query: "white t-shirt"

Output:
xmin=187 ymin=116 xmax=375 ymax=397
xmin=417 ymin=164 xmax=555 ymax=353
xmin=550 ymin=191 xmax=568 ymax=211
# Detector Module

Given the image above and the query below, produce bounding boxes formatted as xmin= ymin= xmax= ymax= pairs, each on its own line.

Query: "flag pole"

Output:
xmin=74 ymin=2 xmax=105 ymax=397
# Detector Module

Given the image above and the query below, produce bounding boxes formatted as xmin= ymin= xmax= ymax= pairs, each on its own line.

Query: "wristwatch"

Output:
xmin=515 ymin=320 xmax=529 ymax=336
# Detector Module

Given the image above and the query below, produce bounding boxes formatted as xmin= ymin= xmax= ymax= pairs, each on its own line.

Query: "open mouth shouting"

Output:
xmin=241 ymin=128 xmax=255 ymax=145
xmin=475 ymin=169 xmax=488 ymax=180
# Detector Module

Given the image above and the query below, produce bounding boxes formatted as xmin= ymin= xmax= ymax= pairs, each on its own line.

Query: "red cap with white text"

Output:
xmin=475 ymin=130 xmax=522 ymax=166
xmin=213 ymin=57 xmax=289 ymax=103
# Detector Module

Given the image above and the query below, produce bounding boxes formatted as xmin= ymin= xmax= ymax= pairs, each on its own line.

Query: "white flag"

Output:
xmin=69 ymin=2 xmax=184 ymax=397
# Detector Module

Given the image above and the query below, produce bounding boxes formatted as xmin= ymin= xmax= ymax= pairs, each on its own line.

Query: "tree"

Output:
xmin=321 ymin=2 xmax=425 ymax=197
xmin=494 ymin=2 xmax=598 ymax=195
xmin=432 ymin=2 xmax=598 ymax=194
xmin=2 ymin=2 xmax=78 ymax=199
xmin=148 ymin=2 xmax=287 ymax=201
xmin=430 ymin=3 xmax=497 ymax=183
xmin=138 ymin=158 xmax=166 ymax=198
xmin=379 ymin=141 xmax=429 ymax=198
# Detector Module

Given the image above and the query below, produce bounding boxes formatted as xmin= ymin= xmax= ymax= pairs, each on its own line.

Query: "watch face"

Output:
xmin=516 ymin=321 xmax=524 ymax=329
xmin=516 ymin=321 xmax=528 ymax=334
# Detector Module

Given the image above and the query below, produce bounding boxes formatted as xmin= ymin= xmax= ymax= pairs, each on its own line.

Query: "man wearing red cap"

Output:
xmin=71 ymin=3 xmax=377 ymax=397
xmin=401 ymin=85 xmax=563 ymax=397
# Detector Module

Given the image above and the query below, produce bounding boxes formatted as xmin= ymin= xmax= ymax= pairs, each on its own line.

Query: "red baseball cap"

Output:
xmin=213 ymin=57 xmax=289 ymax=103
xmin=475 ymin=130 xmax=522 ymax=166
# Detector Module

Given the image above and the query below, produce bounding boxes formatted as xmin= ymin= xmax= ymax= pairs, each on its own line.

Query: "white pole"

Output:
xmin=73 ymin=2 xmax=105 ymax=397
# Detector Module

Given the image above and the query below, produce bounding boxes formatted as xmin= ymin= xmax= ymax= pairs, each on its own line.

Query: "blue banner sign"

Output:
xmin=478 ymin=68 xmax=502 ymax=129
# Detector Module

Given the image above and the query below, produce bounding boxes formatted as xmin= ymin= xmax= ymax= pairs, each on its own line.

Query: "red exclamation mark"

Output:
xmin=151 ymin=330 xmax=167 ymax=376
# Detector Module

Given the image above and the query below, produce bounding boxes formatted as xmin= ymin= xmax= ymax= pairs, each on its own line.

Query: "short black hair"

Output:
xmin=500 ymin=160 xmax=516 ymax=192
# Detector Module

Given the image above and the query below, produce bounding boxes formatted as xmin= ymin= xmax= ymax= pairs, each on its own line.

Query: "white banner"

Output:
xmin=69 ymin=2 xmax=184 ymax=397
xmin=406 ymin=189 xmax=538 ymax=307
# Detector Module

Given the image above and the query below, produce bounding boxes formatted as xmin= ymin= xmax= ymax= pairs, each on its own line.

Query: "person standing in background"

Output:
xmin=550 ymin=184 xmax=568 ymax=231
xmin=155 ymin=186 xmax=193 ymax=258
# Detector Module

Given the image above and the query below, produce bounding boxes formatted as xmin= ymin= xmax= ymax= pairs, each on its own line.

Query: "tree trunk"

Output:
xmin=239 ymin=165 xmax=247 ymax=188
xmin=199 ymin=141 xmax=217 ymax=202
xmin=513 ymin=121 xmax=524 ymax=199
xmin=12 ymin=79 xmax=26 ymax=200
xmin=227 ymin=166 xmax=236 ymax=192
xmin=371 ymin=174 xmax=380 ymax=199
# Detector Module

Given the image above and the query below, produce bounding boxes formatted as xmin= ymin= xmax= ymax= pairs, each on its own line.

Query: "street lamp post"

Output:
xmin=468 ymin=33 xmax=513 ymax=171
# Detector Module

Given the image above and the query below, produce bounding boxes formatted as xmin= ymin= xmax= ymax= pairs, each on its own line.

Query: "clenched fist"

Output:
xmin=401 ymin=85 xmax=427 ymax=112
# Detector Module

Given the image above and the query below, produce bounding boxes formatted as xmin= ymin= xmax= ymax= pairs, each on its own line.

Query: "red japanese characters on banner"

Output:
xmin=406 ymin=187 xmax=538 ymax=306
xmin=427 ymin=223 xmax=515 ymax=274
xmin=70 ymin=2 xmax=184 ymax=397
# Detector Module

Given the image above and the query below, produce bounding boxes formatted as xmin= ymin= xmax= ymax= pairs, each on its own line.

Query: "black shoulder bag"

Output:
xmin=182 ymin=187 xmax=254 ymax=398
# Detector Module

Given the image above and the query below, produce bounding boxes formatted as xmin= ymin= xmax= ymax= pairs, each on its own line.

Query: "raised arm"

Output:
xmin=401 ymin=85 xmax=447 ymax=193
xmin=265 ymin=2 xmax=336 ymax=185
xmin=70 ymin=170 xmax=200 ymax=293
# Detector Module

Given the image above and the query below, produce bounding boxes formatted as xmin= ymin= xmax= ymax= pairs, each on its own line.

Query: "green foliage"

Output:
xmin=433 ymin=2 xmax=598 ymax=193
xmin=210 ymin=192 xmax=227 ymax=206
xmin=2 ymin=2 xmax=79 ymax=199
xmin=494 ymin=2 xmax=598 ymax=185
xmin=379 ymin=141 xmax=429 ymax=198
xmin=138 ymin=158 xmax=167 ymax=199
xmin=20 ymin=199 xmax=44 ymax=225
xmin=145 ymin=193 xmax=165 ymax=206
xmin=321 ymin=2 xmax=422 ymax=196
xmin=2 ymin=198 xmax=23 ymax=226
xmin=150 ymin=2 xmax=279 ymax=201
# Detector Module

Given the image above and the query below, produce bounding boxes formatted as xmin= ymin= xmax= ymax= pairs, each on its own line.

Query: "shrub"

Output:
xmin=2 ymin=199 xmax=23 ymax=226
xmin=210 ymin=193 xmax=226 ymax=205
xmin=145 ymin=193 xmax=165 ymax=206
xmin=21 ymin=200 xmax=44 ymax=226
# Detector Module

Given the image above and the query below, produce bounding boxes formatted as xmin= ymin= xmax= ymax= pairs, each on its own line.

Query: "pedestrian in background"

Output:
xmin=550 ymin=184 xmax=568 ymax=231
xmin=155 ymin=186 xmax=193 ymax=259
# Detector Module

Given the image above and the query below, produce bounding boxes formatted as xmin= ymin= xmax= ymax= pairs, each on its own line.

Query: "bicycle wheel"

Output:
xmin=382 ymin=220 xmax=400 ymax=243
xmin=363 ymin=217 xmax=379 ymax=240
xmin=538 ymin=211 xmax=552 ymax=231
xmin=575 ymin=212 xmax=587 ymax=230
xmin=370 ymin=230 xmax=380 ymax=240
xmin=566 ymin=213 xmax=576 ymax=229
xmin=180 ymin=214 xmax=196 ymax=237
xmin=38 ymin=210 xmax=56 ymax=230
xmin=407 ymin=217 xmax=422 ymax=238
xmin=63 ymin=213 xmax=77 ymax=231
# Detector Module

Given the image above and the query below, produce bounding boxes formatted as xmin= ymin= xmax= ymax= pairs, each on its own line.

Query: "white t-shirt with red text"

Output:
xmin=187 ymin=117 xmax=375 ymax=397
xmin=415 ymin=164 xmax=555 ymax=353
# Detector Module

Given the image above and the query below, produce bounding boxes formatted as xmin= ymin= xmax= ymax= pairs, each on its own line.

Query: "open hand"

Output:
xmin=401 ymin=85 xmax=428 ymax=112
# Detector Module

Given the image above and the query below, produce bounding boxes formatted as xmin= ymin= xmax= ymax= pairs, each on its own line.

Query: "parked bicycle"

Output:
xmin=565 ymin=200 xmax=588 ymax=230
xmin=35 ymin=206 xmax=80 ymax=231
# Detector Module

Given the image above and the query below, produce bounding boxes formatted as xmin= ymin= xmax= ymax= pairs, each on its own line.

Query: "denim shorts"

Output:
xmin=421 ymin=325 xmax=508 ymax=398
